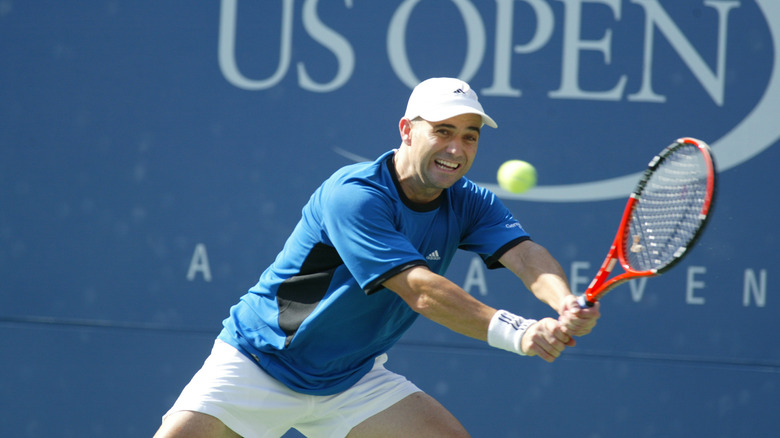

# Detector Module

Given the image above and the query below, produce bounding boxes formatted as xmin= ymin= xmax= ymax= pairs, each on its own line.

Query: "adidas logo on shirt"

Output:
xmin=426 ymin=250 xmax=441 ymax=261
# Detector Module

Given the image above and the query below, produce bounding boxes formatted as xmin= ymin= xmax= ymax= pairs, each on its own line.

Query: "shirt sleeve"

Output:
xmin=456 ymin=181 xmax=531 ymax=268
xmin=320 ymin=179 xmax=426 ymax=294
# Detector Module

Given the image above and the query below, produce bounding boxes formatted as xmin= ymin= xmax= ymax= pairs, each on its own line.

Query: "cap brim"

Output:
xmin=418 ymin=106 xmax=498 ymax=129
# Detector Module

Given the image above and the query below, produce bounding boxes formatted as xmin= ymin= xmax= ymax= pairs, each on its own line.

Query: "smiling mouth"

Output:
xmin=435 ymin=159 xmax=460 ymax=171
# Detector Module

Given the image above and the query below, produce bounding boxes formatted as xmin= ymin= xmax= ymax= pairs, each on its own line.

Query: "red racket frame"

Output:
xmin=579 ymin=137 xmax=716 ymax=306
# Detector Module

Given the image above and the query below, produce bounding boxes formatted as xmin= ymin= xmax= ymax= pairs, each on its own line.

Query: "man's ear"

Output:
xmin=399 ymin=118 xmax=413 ymax=146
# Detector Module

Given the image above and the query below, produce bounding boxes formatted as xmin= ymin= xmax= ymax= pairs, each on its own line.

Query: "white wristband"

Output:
xmin=487 ymin=310 xmax=537 ymax=356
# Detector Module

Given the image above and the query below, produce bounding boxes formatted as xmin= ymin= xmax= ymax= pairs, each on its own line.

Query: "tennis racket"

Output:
xmin=577 ymin=137 xmax=717 ymax=308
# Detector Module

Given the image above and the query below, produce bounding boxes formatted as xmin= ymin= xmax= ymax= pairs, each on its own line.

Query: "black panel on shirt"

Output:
xmin=277 ymin=243 xmax=343 ymax=347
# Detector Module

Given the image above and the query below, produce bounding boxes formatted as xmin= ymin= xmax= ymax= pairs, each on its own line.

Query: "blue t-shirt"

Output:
xmin=219 ymin=150 xmax=530 ymax=395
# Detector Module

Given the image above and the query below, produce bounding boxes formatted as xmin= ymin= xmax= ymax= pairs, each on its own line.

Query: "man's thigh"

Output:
xmin=159 ymin=340 xmax=304 ymax=437
xmin=346 ymin=392 xmax=470 ymax=438
xmin=154 ymin=411 xmax=241 ymax=438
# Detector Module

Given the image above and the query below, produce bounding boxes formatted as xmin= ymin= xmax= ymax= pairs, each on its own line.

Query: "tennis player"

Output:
xmin=155 ymin=77 xmax=600 ymax=438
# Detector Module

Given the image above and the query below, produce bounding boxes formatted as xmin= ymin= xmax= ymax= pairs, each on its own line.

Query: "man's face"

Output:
xmin=402 ymin=113 xmax=482 ymax=199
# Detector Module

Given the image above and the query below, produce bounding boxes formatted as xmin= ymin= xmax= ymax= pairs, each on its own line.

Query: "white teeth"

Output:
xmin=435 ymin=159 xmax=458 ymax=169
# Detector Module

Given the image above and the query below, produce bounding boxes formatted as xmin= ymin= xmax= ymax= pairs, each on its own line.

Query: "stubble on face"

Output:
xmin=396 ymin=114 xmax=482 ymax=204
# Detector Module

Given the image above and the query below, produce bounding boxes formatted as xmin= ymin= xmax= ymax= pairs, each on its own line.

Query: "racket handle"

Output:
xmin=577 ymin=295 xmax=595 ymax=308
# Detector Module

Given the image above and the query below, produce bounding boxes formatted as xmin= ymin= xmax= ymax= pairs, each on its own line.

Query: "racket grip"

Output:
xmin=577 ymin=295 xmax=595 ymax=308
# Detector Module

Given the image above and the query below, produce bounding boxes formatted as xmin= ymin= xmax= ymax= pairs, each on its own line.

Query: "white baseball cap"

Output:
xmin=403 ymin=77 xmax=498 ymax=128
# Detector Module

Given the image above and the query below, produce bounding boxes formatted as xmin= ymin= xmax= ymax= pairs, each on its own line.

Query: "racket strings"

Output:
xmin=626 ymin=145 xmax=709 ymax=271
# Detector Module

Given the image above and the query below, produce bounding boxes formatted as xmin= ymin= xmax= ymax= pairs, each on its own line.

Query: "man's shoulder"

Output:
xmin=448 ymin=177 xmax=496 ymax=202
xmin=313 ymin=151 xmax=398 ymax=215
xmin=334 ymin=149 xmax=394 ymax=178
xmin=326 ymin=151 xmax=395 ymax=194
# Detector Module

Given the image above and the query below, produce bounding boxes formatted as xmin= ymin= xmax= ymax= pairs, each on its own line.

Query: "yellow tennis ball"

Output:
xmin=497 ymin=160 xmax=537 ymax=193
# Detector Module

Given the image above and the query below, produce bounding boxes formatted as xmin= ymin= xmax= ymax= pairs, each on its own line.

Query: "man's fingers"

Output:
xmin=561 ymin=319 xmax=593 ymax=337
xmin=559 ymin=300 xmax=601 ymax=336
xmin=552 ymin=326 xmax=572 ymax=344
xmin=525 ymin=319 xmax=572 ymax=362
xmin=529 ymin=340 xmax=560 ymax=363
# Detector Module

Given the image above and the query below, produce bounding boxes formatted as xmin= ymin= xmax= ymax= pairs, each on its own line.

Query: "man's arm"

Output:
xmin=499 ymin=239 xmax=600 ymax=337
xmin=382 ymin=265 xmax=574 ymax=362
xmin=498 ymin=239 xmax=571 ymax=313
xmin=383 ymin=266 xmax=495 ymax=341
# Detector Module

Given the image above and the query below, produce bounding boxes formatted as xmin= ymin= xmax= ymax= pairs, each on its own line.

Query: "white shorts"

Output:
xmin=163 ymin=340 xmax=422 ymax=438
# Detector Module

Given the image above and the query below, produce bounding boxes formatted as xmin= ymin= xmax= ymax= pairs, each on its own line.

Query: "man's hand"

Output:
xmin=520 ymin=318 xmax=576 ymax=362
xmin=558 ymin=295 xmax=601 ymax=337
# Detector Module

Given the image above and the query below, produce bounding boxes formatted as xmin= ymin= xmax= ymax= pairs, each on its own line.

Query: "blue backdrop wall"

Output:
xmin=1 ymin=1 xmax=778 ymax=437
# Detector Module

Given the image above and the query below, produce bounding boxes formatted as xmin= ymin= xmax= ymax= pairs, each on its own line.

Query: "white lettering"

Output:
xmin=569 ymin=261 xmax=591 ymax=295
xmin=628 ymin=0 xmax=740 ymax=105
xmin=218 ymin=0 xmax=294 ymax=90
xmin=298 ymin=0 xmax=355 ymax=92
xmin=187 ymin=243 xmax=213 ymax=282
xmin=743 ymin=268 xmax=767 ymax=307
xmin=628 ymin=277 xmax=649 ymax=302
xmin=463 ymin=256 xmax=489 ymax=296
xmin=483 ymin=0 xmax=554 ymax=97
xmin=549 ymin=0 xmax=627 ymax=101
xmin=388 ymin=0 xmax=486 ymax=88
xmin=218 ymin=0 xmax=744 ymax=107
xmin=685 ymin=266 xmax=707 ymax=304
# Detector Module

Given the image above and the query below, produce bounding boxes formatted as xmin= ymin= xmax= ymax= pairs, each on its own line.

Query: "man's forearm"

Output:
xmin=383 ymin=266 xmax=496 ymax=341
xmin=500 ymin=240 xmax=573 ymax=314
